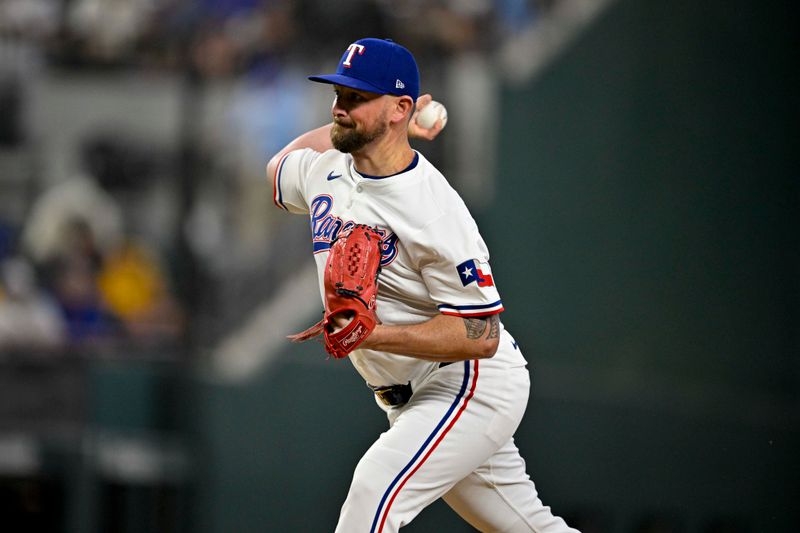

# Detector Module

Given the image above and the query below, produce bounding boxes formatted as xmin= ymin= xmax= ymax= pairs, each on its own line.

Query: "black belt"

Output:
xmin=370 ymin=362 xmax=454 ymax=406
xmin=370 ymin=382 xmax=413 ymax=406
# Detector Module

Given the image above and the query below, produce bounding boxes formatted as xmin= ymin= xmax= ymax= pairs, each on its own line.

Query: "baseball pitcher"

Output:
xmin=266 ymin=37 xmax=579 ymax=533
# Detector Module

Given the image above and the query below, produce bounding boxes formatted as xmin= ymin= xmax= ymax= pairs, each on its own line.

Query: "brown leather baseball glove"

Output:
xmin=288 ymin=224 xmax=382 ymax=358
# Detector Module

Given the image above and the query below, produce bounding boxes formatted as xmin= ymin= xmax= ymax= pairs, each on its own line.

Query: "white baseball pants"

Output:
xmin=335 ymin=351 xmax=580 ymax=533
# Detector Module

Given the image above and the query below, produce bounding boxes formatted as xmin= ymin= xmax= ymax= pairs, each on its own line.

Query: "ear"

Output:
xmin=389 ymin=96 xmax=414 ymax=124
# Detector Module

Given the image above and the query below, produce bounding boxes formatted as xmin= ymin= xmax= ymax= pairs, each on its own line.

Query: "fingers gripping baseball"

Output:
xmin=288 ymin=225 xmax=383 ymax=358
xmin=409 ymin=94 xmax=446 ymax=141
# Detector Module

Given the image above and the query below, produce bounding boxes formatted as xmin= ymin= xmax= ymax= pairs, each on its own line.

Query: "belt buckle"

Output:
xmin=370 ymin=383 xmax=412 ymax=406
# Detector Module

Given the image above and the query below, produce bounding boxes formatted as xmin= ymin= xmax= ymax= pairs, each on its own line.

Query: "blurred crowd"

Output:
xmin=1 ymin=0 xmax=559 ymax=73
xmin=0 ymin=0 xmax=563 ymax=357
xmin=0 ymin=137 xmax=185 ymax=355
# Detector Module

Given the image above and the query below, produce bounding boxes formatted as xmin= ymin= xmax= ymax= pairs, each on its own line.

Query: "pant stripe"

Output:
xmin=370 ymin=360 xmax=480 ymax=533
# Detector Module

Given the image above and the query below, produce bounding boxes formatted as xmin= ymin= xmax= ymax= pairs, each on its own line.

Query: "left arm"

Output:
xmin=359 ymin=313 xmax=500 ymax=362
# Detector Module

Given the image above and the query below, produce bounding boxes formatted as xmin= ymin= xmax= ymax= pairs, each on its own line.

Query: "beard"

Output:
xmin=331 ymin=116 xmax=388 ymax=153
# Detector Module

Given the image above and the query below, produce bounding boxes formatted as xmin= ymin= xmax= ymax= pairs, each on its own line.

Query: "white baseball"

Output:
xmin=416 ymin=100 xmax=448 ymax=129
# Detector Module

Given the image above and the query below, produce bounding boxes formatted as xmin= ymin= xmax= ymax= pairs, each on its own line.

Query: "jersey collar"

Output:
xmin=354 ymin=152 xmax=419 ymax=180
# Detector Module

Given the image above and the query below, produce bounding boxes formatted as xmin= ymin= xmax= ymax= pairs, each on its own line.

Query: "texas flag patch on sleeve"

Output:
xmin=456 ymin=259 xmax=495 ymax=287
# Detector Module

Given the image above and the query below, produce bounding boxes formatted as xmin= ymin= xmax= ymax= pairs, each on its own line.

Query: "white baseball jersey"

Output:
xmin=273 ymin=146 xmax=579 ymax=533
xmin=273 ymin=148 xmax=522 ymax=387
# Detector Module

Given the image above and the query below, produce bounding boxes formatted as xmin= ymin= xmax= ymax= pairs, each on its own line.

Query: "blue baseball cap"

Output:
xmin=308 ymin=38 xmax=420 ymax=100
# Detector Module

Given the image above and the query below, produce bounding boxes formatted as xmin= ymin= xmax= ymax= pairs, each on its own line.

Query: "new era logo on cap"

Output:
xmin=308 ymin=38 xmax=420 ymax=100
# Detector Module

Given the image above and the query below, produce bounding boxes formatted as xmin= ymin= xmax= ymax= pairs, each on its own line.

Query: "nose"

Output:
xmin=332 ymin=96 xmax=347 ymax=119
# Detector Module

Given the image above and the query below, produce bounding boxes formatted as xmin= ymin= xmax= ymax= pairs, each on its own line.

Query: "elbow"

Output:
xmin=474 ymin=336 xmax=500 ymax=359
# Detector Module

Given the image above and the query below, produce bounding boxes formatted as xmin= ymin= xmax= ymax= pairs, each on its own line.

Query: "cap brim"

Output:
xmin=308 ymin=74 xmax=388 ymax=95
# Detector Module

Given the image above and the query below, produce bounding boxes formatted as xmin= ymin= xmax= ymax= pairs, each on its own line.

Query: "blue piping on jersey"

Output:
xmin=275 ymin=152 xmax=290 ymax=209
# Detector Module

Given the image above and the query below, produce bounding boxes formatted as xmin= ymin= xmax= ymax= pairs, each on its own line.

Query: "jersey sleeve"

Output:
xmin=272 ymin=148 xmax=321 ymax=214
xmin=413 ymin=209 xmax=504 ymax=317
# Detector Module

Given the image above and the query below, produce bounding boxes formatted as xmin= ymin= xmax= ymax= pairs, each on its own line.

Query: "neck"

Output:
xmin=351 ymin=128 xmax=415 ymax=177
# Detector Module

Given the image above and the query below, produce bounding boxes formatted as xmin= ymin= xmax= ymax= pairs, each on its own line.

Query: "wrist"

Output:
xmin=361 ymin=323 xmax=386 ymax=350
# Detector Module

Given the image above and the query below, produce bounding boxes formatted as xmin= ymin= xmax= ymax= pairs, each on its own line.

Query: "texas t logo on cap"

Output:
xmin=308 ymin=38 xmax=420 ymax=100
xmin=342 ymin=43 xmax=365 ymax=68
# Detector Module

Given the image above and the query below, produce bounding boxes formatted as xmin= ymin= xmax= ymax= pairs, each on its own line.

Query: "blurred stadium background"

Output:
xmin=0 ymin=0 xmax=797 ymax=531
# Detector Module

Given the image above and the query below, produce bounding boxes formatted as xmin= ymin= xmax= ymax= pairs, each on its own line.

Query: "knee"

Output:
xmin=347 ymin=458 xmax=393 ymax=504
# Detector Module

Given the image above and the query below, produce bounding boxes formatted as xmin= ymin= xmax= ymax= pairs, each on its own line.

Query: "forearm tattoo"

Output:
xmin=462 ymin=315 xmax=500 ymax=340
xmin=463 ymin=318 xmax=487 ymax=339
xmin=487 ymin=315 xmax=500 ymax=339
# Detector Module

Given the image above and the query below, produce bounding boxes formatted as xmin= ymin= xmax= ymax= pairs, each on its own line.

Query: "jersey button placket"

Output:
xmin=348 ymin=182 xmax=362 ymax=208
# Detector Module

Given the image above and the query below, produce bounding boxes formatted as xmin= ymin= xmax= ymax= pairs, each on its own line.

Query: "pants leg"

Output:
xmin=336 ymin=360 xmax=514 ymax=533
xmin=335 ymin=352 xmax=578 ymax=533
xmin=442 ymin=438 xmax=580 ymax=533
